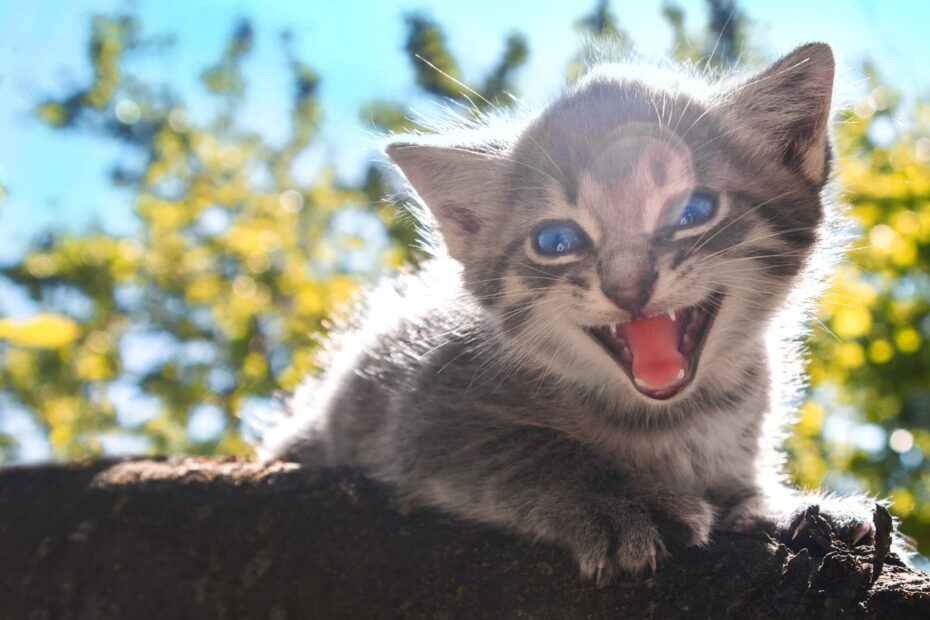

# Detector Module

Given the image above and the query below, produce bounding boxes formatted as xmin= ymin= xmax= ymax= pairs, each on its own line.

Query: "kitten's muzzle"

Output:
xmin=588 ymin=291 xmax=724 ymax=400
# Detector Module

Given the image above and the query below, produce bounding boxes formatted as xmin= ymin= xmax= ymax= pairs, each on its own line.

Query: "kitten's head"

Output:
xmin=387 ymin=44 xmax=837 ymax=410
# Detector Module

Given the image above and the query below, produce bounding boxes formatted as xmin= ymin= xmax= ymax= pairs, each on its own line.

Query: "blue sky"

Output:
xmin=0 ymin=0 xmax=929 ymax=269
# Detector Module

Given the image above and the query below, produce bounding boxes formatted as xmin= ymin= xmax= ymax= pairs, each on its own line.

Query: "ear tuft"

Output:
xmin=729 ymin=43 xmax=835 ymax=183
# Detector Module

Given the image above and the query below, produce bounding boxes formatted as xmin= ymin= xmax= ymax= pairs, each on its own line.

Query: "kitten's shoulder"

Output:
xmin=259 ymin=256 xmax=476 ymax=459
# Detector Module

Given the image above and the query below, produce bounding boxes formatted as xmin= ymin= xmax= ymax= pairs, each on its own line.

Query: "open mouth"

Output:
xmin=589 ymin=292 xmax=724 ymax=400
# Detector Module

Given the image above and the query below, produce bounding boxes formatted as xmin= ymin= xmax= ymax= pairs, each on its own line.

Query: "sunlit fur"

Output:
xmin=262 ymin=44 xmax=895 ymax=580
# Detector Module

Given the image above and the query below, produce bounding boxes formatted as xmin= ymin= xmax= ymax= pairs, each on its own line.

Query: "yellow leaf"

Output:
xmin=890 ymin=488 xmax=915 ymax=517
xmin=45 ymin=396 xmax=80 ymax=447
xmin=36 ymin=102 xmax=68 ymax=127
xmin=243 ymin=352 xmax=268 ymax=378
xmin=891 ymin=238 xmax=917 ymax=266
xmin=186 ymin=274 xmax=223 ymax=303
xmin=75 ymin=349 xmax=113 ymax=381
xmin=894 ymin=327 xmax=921 ymax=353
xmin=831 ymin=306 xmax=871 ymax=338
xmin=0 ymin=314 xmax=80 ymax=349
xmin=837 ymin=342 xmax=865 ymax=369
xmin=295 ymin=288 xmax=323 ymax=315
xmin=797 ymin=401 xmax=824 ymax=437
xmin=868 ymin=340 xmax=894 ymax=364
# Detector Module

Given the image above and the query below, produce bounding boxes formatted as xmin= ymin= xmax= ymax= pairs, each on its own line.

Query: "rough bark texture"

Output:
xmin=1 ymin=457 xmax=928 ymax=619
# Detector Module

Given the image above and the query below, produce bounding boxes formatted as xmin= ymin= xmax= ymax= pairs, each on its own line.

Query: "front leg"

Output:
xmin=385 ymin=422 xmax=714 ymax=585
xmin=723 ymin=484 xmax=876 ymax=551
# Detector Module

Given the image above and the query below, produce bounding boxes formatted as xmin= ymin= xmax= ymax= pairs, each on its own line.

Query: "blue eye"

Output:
xmin=675 ymin=193 xmax=717 ymax=228
xmin=534 ymin=221 xmax=587 ymax=255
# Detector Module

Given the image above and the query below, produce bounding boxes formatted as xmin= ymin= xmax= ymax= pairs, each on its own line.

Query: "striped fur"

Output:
xmin=263 ymin=44 xmax=889 ymax=581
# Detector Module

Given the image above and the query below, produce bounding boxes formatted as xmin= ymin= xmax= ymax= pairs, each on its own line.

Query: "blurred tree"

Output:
xmin=663 ymin=0 xmax=750 ymax=66
xmin=704 ymin=0 xmax=743 ymax=64
xmin=0 ymin=0 xmax=928 ymax=560
xmin=361 ymin=13 xmax=528 ymax=264
xmin=0 ymin=11 xmax=527 ymax=462
xmin=567 ymin=0 xmax=632 ymax=81
xmin=793 ymin=78 xmax=930 ymax=555
xmin=3 ymin=16 xmax=368 ymax=458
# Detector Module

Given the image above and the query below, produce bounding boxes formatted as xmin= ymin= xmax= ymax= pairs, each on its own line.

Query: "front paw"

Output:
xmin=646 ymin=492 xmax=715 ymax=550
xmin=573 ymin=505 xmax=666 ymax=587
xmin=727 ymin=494 xmax=876 ymax=552
xmin=779 ymin=498 xmax=876 ymax=552
xmin=573 ymin=495 xmax=714 ymax=587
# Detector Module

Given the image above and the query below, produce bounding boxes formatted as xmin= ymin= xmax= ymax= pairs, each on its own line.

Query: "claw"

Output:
xmin=648 ymin=549 xmax=657 ymax=575
xmin=852 ymin=522 xmax=873 ymax=546
xmin=595 ymin=559 xmax=610 ymax=589
xmin=791 ymin=517 xmax=809 ymax=540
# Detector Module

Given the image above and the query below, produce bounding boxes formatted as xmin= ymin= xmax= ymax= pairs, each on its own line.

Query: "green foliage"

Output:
xmin=402 ymin=13 xmax=528 ymax=111
xmin=795 ymin=82 xmax=930 ymax=554
xmin=2 ymin=16 xmax=381 ymax=458
xmin=404 ymin=14 xmax=465 ymax=101
xmin=1 ymin=1 xmax=928 ymax=557
xmin=0 ymin=9 xmax=529 ymax=461
xmin=576 ymin=0 xmax=626 ymax=39
xmin=359 ymin=13 xmax=529 ymax=260
xmin=567 ymin=0 xmax=632 ymax=81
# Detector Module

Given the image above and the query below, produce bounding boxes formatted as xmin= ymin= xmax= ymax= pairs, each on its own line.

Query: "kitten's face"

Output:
xmin=510 ymin=121 xmax=742 ymax=400
xmin=389 ymin=44 xmax=835 ymax=409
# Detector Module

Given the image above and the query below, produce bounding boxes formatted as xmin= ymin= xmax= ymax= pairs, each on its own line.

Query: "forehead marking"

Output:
xmin=583 ymin=124 xmax=696 ymax=233
xmin=650 ymin=158 xmax=667 ymax=186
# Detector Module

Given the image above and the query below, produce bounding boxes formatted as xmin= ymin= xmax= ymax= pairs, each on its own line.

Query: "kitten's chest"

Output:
xmin=593 ymin=411 xmax=761 ymax=494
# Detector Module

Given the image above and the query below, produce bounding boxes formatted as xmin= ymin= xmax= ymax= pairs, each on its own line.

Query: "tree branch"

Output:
xmin=2 ymin=458 xmax=928 ymax=618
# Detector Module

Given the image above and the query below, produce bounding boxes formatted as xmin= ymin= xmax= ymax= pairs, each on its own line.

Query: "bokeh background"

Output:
xmin=1 ymin=0 xmax=929 ymax=563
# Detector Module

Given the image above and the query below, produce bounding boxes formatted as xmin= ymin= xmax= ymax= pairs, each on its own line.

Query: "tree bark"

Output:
xmin=1 ymin=457 xmax=928 ymax=619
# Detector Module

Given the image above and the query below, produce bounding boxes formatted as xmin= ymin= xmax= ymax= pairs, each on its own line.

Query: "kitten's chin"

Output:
xmin=587 ymin=291 xmax=724 ymax=401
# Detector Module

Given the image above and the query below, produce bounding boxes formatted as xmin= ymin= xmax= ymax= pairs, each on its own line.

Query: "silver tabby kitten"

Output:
xmin=263 ymin=43 xmax=880 ymax=584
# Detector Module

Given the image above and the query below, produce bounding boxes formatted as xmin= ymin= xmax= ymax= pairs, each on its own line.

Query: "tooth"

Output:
xmin=668 ymin=310 xmax=676 ymax=321
xmin=635 ymin=378 xmax=648 ymax=388
xmin=609 ymin=324 xmax=617 ymax=336
xmin=675 ymin=369 xmax=685 ymax=381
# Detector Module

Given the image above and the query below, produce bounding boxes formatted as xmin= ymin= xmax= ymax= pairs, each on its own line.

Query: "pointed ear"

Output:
xmin=728 ymin=43 xmax=835 ymax=183
xmin=386 ymin=142 xmax=506 ymax=260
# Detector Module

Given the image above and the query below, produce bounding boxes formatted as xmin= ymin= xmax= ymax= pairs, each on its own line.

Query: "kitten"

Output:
xmin=262 ymin=43 xmax=881 ymax=584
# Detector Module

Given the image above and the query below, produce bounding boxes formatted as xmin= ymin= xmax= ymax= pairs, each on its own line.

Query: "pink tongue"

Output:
xmin=619 ymin=315 xmax=687 ymax=388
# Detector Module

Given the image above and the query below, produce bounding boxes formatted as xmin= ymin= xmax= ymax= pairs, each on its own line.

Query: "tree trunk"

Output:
xmin=1 ymin=457 xmax=928 ymax=619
